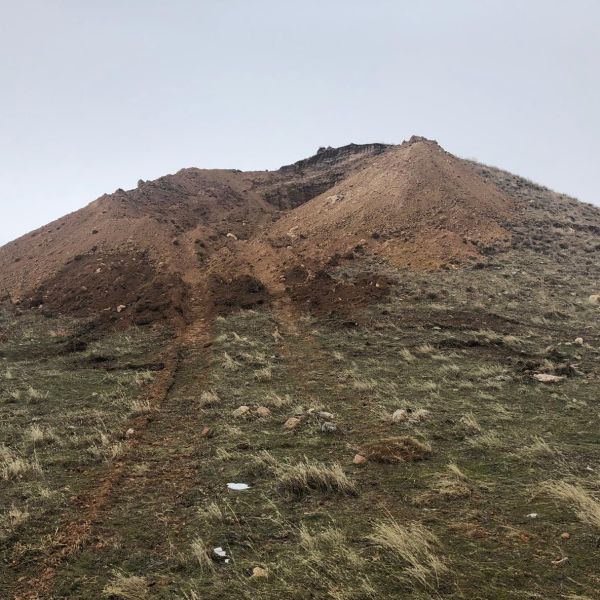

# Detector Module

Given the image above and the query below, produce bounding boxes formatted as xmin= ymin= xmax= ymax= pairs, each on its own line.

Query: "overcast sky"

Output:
xmin=1 ymin=1 xmax=599 ymax=245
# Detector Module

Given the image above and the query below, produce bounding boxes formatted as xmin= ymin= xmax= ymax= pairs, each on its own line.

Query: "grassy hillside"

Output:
xmin=2 ymin=238 xmax=600 ymax=598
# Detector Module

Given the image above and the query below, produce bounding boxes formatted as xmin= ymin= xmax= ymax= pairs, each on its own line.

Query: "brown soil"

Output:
xmin=284 ymin=267 xmax=391 ymax=317
xmin=3 ymin=136 xmax=593 ymax=330
xmin=264 ymin=137 xmax=516 ymax=272
xmin=26 ymin=249 xmax=189 ymax=328
xmin=208 ymin=274 xmax=270 ymax=315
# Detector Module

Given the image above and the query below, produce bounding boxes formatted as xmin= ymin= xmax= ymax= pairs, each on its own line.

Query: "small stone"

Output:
xmin=116 ymin=304 xmax=127 ymax=313
xmin=353 ymin=454 xmax=368 ymax=464
xmin=251 ymin=566 xmax=268 ymax=578
xmin=533 ymin=373 xmax=565 ymax=383
xmin=232 ymin=405 xmax=250 ymax=418
xmin=320 ymin=421 xmax=337 ymax=433
xmin=317 ymin=411 xmax=334 ymax=420
xmin=283 ymin=416 xmax=302 ymax=430
xmin=255 ymin=406 xmax=271 ymax=418
xmin=588 ymin=294 xmax=600 ymax=305
xmin=391 ymin=409 xmax=409 ymax=422
xmin=574 ymin=337 xmax=584 ymax=346
xmin=200 ymin=426 xmax=213 ymax=438
xmin=125 ymin=428 xmax=135 ymax=438
xmin=560 ymin=532 xmax=571 ymax=540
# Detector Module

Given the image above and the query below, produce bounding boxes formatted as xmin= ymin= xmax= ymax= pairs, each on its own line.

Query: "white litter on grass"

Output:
xmin=213 ymin=547 xmax=231 ymax=564
xmin=227 ymin=483 xmax=250 ymax=491
xmin=526 ymin=513 xmax=538 ymax=519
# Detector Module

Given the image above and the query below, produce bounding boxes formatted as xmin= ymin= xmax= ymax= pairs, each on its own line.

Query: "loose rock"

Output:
xmin=232 ymin=405 xmax=250 ymax=418
xmin=283 ymin=416 xmax=302 ymax=430
xmin=255 ymin=406 xmax=271 ymax=418
xmin=533 ymin=373 xmax=565 ymax=383
xmin=251 ymin=566 xmax=269 ymax=578
xmin=353 ymin=454 xmax=368 ymax=464
xmin=320 ymin=421 xmax=337 ymax=433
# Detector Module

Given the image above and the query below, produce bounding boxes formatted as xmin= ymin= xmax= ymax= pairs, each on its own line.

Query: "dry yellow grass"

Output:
xmin=102 ymin=571 xmax=149 ymax=599
xmin=369 ymin=519 xmax=448 ymax=589
xmin=544 ymin=481 xmax=600 ymax=530
xmin=277 ymin=459 xmax=357 ymax=497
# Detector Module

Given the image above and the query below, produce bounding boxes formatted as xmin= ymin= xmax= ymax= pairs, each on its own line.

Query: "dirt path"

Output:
xmin=15 ymin=316 xmax=212 ymax=600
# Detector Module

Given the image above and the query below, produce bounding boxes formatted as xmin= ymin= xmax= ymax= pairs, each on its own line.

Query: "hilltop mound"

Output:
xmin=263 ymin=137 xmax=516 ymax=271
xmin=1 ymin=137 xmax=597 ymax=328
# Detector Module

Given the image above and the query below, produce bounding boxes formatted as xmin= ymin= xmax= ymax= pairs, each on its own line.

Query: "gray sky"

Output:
xmin=1 ymin=0 xmax=599 ymax=246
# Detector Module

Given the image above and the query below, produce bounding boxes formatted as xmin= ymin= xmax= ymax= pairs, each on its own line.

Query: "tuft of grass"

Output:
xmin=198 ymin=390 xmax=220 ymax=408
xmin=190 ymin=537 xmax=215 ymax=572
xmin=102 ymin=571 xmax=149 ymax=599
xmin=277 ymin=459 xmax=357 ymax=497
xmin=400 ymin=348 xmax=416 ymax=363
xmin=369 ymin=519 xmax=448 ymax=589
xmin=253 ymin=366 xmax=273 ymax=382
xmin=460 ymin=412 xmax=482 ymax=433
xmin=362 ymin=437 xmax=432 ymax=463
xmin=129 ymin=398 xmax=153 ymax=416
xmin=544 ymin=481 xmax=600 ymax=530
xmin=0 ymin=446 xmax=42 ymax=480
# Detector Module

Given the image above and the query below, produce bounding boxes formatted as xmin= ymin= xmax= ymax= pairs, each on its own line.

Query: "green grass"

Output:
xmin=2 ymin=240 xmax=600 ymax=598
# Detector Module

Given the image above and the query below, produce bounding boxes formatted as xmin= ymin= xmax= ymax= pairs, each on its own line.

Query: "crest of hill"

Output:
xmin=0 ymin=143 xmax=386 ymax=324
xmin=263 ymin=137 xmax=517 ymax=271
xmin=1 ymin=137 xmax=598 ymax=328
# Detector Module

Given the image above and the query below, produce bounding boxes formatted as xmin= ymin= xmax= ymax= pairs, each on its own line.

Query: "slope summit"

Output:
xmin=264 ymin=137 xmax=515 ymax=271
xmin=0 ymin=137 xmax=541 ymax=326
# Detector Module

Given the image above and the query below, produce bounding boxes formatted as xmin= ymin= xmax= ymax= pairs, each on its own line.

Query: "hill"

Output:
xmin=1 ymin=138 xmax=600 ymax=600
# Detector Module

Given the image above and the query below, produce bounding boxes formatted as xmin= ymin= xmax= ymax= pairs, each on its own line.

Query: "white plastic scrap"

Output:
xmin=227 ymin=483 xmax=250 ymax=491
xmin=213 ymin=547 xmax=231 ymax=564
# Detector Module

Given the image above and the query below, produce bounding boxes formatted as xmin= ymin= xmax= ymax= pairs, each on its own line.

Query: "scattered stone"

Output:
xmin=232 ymin=405 xmax=250 ymax=418
xmin=560 ymin=532 xmax=571 ymax=540
xmin=526 ymin=513 xmax=538 ymax=519
xmin=317 ymin=411 xmax=334 ymax=420
xmin=200 ymin=426 xmax=213 ymax=438
xmin=574 ymin=337 xmax=584 ymax=346
xmin=391 ymin=409 xmax=409 ymax=422
xmin=495 ymin=374 xmax=513 ymax=382
xmin=283 ymin=416 xmax=302 ymax=430
xmin=125 ymin=428 xmax=135 ymax=438
xmin=255 ymin=406 xmax=271 ymax=418
xmin=353 ymin=454 xmax=368 ymax=464
xmin=320 ymin=421 xmax=337 ymax=433
xmin=588 ymin=294 xmax=600 ymax=305
xmin=251 ymin=566 xmax=269 ymax=578
xmin=533 ymin=373 xmax=565 ymax=383
xmin=116 ymin=304 xmax=127 ymax=313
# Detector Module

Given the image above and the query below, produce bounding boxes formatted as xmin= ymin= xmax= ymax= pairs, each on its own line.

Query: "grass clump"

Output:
xmin=369 ymin=519 xmax=448 ymax=589
xmin=103 ymin=571 xmax=149 ymax=599
xmin=277 ymin=459 xmax=357 ymax=497
xmin=544 ymin=481 xmax=600 ymax=530
xmin=362 ymin=437 xmax=432 ymax=463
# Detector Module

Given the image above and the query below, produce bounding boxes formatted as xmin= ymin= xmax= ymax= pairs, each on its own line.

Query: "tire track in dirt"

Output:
xmin=15 ymin=317 xmax=212 ymax=600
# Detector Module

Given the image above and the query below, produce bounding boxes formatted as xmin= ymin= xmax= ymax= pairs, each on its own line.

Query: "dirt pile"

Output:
xmin=2 ymin=136 xmax=597 ymax=328
xmin=263 ymin=137 xmax=516 ymax=271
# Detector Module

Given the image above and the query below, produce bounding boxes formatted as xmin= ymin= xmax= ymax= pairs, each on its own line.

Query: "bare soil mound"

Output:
xmin=285 ymin=267 xmax=391 ymax=317
xmin=27 ymin=250 xmax=189 ymax=328
xmin=5 ymin=136 xmax=594 ymax=329
xmin=265 ymin=137 xmax=516 ymax=270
